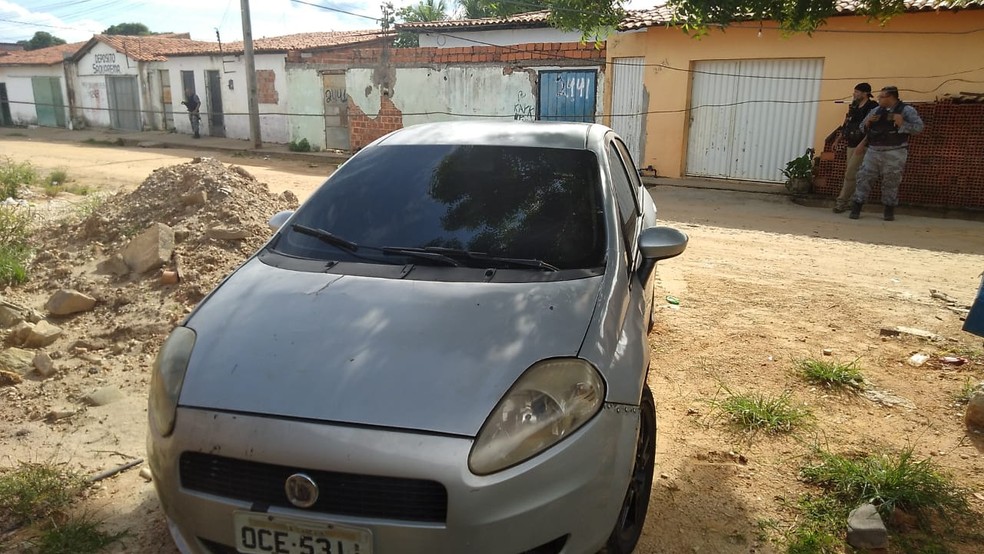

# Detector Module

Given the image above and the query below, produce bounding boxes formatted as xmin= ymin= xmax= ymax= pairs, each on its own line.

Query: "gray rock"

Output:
xmin=206 ymin=226 xmax=250 ymax=240
xmin=863 ymin=389 xmax=916 ymax=409
xmin=33 ymin=351 xmax=56 ymax=378
xmin=122 ymin=223 xmax=174 ymax=274
xmin=0 ymin=300 xmax=29 ymax=327
xmin=0 ymin=347 xmax=36 ymax=375
xmin=847 ymin=503 xmax=888 ymax=549
xmin=83 ymin=386 xmax=124 ymax=407
xmin=96 ymin=254 xmax=130 ymax=276
xmin=966 ymin=390 xmax=984 ymax=431
xmin=10 ymin=321 xmax=33 ymax=343
xmin=46 ymin=289 xmax=97 ymax=315
xmin=22 ymin=320 xmax=63 ymax=348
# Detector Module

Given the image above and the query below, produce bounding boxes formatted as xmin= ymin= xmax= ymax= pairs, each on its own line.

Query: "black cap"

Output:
xmin=855 ymin=82 xmax=873 ymax=96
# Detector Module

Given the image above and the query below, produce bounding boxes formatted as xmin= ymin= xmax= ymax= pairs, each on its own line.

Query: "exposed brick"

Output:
xmin=815 ymin=101 xmax=984 ymax=209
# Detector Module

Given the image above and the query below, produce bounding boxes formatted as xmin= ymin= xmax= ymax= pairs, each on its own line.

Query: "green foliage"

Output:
xmin=0 ymin=157 xmax=39 ymax=199
xmin=30 ymin=516 xmax=127 ymax=554
xmin=801 ymin=447 xmax=968 ymax=519
xmin=781 ymin=148 xmax=815 ymax=181
xmin=396 ymin=0 xmax=449 ymax=47
xmin=16 ymin=32 xmax=67 ymax=51
xmin=710 ymin=387 xmax=810 ymax=433
xmin=0 ymin=204 xmax=32 ymax=247
xmin=46 ymin=168 xmax=69 ymax=187
xmin=102 ymin=22 xmax=152 ymax=36
xmin=288 ymin=138 xmax=312 ymax=152
xmin=0 ymin=245 xmax=30 ymax=285
xmin=798 ymin=358 xmax=865 ymax=390
xmin=954 ymin=379 xmax=980 ymax=405
xmin=666 ymin=0 xmax=908 ymax=35
xmin=0 ymin=462 xmax=87 ymax=527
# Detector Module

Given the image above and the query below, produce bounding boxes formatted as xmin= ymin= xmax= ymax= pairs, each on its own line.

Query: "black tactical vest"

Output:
xmin=867 ymin=102 xmax=909 ymax=147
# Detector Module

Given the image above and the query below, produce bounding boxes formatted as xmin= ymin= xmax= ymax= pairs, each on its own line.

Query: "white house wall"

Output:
xmin=285 ymin=67 xmax=327 ymax=150
xmin=0 ymin=65 xmax=67 ymax=126
xmin=75 ymin=41 xmax=141 ymax=129
xmin=417 ymin=28 xmax=593 ymax=48
xmin=150 ymin=53 xmax=288 ymax=143
xmin=347 ymin=65 xmax=604 ymax=126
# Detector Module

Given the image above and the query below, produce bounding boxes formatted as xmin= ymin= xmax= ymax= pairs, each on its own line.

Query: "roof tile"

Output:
xmin=0 ymin=42 xmax=86 ymax=66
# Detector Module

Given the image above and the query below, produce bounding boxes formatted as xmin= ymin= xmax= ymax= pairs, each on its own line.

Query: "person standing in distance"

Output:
xmin=832 ymin=83 xmax=878 ymax=213
xmin=849 ymin=86 xmax=923 ymax=221
xmin=181 ymin=88 xmax=201 ymax=139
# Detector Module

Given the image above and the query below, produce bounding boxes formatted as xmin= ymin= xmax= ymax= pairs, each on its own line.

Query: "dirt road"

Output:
xmin=1 ymin=137 xmax=983 ymax=553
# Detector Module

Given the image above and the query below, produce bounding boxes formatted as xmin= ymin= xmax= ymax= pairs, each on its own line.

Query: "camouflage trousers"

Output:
xmin=852 ymin=147 xmax=908 ymax=207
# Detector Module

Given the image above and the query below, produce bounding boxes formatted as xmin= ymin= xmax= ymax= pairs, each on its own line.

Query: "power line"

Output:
xmin=0 ymin=16 xmax=100 ymax=34
xmin=288 ymin=0 xmax=383 ymax=23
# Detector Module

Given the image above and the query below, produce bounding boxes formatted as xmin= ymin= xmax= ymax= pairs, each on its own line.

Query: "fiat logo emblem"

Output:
xmin=285 ymin=473 xmax=319 ymax=508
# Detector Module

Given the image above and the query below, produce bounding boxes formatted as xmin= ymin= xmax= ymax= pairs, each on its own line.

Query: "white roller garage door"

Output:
xmin=686 ymin=59 xmax=823 ymax=183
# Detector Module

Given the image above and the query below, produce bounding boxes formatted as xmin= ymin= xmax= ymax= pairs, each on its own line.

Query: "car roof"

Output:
xmin=374 ymin=121 xmax=603 ymax=150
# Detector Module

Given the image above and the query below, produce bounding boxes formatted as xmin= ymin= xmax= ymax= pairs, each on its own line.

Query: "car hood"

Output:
xmin=179 ymin=258 xmax=603 ymax=437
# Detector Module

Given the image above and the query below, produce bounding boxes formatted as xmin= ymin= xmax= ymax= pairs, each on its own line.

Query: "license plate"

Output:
xmin=234 ymin=511 xmax=372 ymax=554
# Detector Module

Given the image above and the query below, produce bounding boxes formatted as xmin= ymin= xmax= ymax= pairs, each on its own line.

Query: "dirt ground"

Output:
xmin=1 ymin=137 xmax=983 ymax=554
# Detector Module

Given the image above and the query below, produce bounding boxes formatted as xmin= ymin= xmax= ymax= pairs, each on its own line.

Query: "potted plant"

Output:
xmin=780 ymin=148 xmax=815 ymax=195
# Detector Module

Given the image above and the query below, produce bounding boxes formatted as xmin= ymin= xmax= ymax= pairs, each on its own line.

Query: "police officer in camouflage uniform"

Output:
xmin=849 ymin=86 xmax=924 ymax=221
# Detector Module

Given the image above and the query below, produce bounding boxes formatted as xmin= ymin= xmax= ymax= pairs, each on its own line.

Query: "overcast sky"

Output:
xmin=1 ymin=0 xmax=652 ymax=44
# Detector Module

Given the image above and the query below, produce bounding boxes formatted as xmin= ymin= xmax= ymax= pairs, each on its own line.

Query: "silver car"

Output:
xmin=148 ymin=121 xmax=687 ymax=554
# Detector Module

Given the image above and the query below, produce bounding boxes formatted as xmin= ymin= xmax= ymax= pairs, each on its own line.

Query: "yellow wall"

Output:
xmin=606 ymin=11 xmax=984 ymax=178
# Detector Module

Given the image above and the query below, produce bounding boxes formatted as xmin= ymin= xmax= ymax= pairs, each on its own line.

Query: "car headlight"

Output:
xmin=469 ymin=358 xmax=605 ymax=475
xmin=149 ymin=326 xmax=196 ymax=437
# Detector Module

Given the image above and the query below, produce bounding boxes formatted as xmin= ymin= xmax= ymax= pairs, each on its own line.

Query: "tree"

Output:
xmin=102 ymin=22 xmax=152 ymax=36
xmin=16 ymin=31 xmax=67 ymax=51
xmin=395 ymin=0 xmax=449 ymax=47
xmin=463 ymin=0 xmax=971 ymax=37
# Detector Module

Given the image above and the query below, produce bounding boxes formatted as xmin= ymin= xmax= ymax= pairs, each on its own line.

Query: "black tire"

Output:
xmin=604 ymin=386 xmax=656 ymax=554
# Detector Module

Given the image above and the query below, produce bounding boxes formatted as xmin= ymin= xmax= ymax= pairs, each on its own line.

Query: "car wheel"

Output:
xmin=604 ymin=386 xmax=655 ymax=554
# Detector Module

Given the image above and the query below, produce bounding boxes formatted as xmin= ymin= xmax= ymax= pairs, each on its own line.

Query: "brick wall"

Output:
xmin=814 ymin=101 xmax=984 ymax=209
xmin=348 ymin=94 xmax=404 ymax=150
xmin=287 ymin=42 xmax=606 ymax=66
xmin=256 ymin=69 xmax=279 ymax=104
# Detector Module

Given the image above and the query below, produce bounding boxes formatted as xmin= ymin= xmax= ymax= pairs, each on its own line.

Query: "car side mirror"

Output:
xmin=639 ymin=226 xmax=688 ymax=261
xmin=268 ymin=210 xmax=294 ymax=232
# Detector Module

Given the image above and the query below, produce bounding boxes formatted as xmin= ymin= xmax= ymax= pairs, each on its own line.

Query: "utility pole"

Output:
xmin=241 ymin=0 xmax=261 ymax=148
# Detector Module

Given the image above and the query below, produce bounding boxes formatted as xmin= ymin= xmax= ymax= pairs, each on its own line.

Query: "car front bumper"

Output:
xmin=148 ymin=404 xmax=641 ymax=554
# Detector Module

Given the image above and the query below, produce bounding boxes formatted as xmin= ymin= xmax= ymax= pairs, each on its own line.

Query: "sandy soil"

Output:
xmin=1 ymin=137 xmax=982 ymax=553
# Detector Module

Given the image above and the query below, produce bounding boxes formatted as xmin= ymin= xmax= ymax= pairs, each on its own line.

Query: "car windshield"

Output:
xmin=272 ymin=144 xmax=606 ymax=270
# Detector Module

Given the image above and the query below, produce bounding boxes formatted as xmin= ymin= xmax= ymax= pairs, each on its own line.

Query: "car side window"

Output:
xmin=612 ymin=139 xmax=642 ymax=214
xmin=608 ymin=143 xmax=639 ymax=268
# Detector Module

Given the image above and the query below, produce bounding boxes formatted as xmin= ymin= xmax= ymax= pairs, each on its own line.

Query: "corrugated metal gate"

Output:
xmin=538 ymin=70 xmax=596 ymax=122
xmin=686 ymin=59 xmax=822 ymax=182
xmin=322 ymin=71 xmax=349 ymax=151
xmin=107 ymin=75 xmax=141 ymax=131
xmin=610 ymin=58 xmax=646 ymax=167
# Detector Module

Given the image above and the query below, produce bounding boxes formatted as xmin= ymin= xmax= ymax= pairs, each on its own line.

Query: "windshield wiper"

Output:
xmin=421 ymin=247 xmax=559 ymax=271
xmin=291 ymin=224 xmax=359 ymax=252
xmin=380 ymin=247 xmax=460 ymax=267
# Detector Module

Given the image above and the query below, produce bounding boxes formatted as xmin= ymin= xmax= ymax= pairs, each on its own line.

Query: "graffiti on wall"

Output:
xmin=325 ymin=88 xmax=348 ymax=104
xmin=513 ymin=91 xmax=534 ymax=121
xmin=92 ymin=53 xmax=122 ymax=74
xmin=555 ymin=75 xmax=590 ymax=100
xmin=84 ymin=82 xmax=104 ymax=106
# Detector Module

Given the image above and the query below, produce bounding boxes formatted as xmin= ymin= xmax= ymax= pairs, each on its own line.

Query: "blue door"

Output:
xmin=538 ymin=70 xmax=597 ymax=122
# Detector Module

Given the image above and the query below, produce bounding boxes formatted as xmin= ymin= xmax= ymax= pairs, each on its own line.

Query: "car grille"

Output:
xmin=180 ymin=452 xmax=448 ymax=523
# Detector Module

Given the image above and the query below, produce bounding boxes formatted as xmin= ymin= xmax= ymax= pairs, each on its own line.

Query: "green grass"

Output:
xmin=0 ymin=462 xmax=87 ymax=527
xmin=801 ymin=446 xmax=968 ymax=520
xmin=0 ymin=205 xmax=32 ymax=285
xmin=798 ymin=358 xmax=865 ymax=390
xmin=0 ymin=244 xmax=30 ymax=285
xmin=46 ymin=168 xmax=69 ymax=187
xmin=29 ymin=516 xmax=126 ymax=554
xmin=0 ymin=157 xmax=39 ymax=199
xmin=955 ymin=379 xmax=981 ymax=404
xmin=710 ymin=388 xmax=810 ymax=433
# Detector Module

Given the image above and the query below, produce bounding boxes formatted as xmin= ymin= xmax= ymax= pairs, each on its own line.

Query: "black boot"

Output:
xmin=849 ymin=201 xmax=862 ymax=219
xmin=884 ymin=205 xmax=895 ymax=221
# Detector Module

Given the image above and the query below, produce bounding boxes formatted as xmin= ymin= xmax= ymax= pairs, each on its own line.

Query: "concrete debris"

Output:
xmin=966 ymin=388 xmax=984 ymax=431
xmin=181 ymin=190 xmax=208 ymax=206
xmin=33 ymin=351 xmax=56 ymax=378
xmin=907 ymin=353 xmax=930 ymax=367
xmin=46 ymin=289 xmax=97 ymax=315
xmin=83 ymin=386 xmax=125 ymax=407
xmin=863 ymin=388 xmax=916 ymax=409
xmin=206 ymin=226 xmax=250 ymax=240
xmin=879 ymin=326 xmax=941 ymax=341
xmin=0 ymin=300 xmax=31 ymax=327
xmin=122 ymin=223 xmax=175 ymax=274
xmin=96 ymin=254 xmax=130 ymax=276
xmin=19 ymin=320 xmax=64 ymax=348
